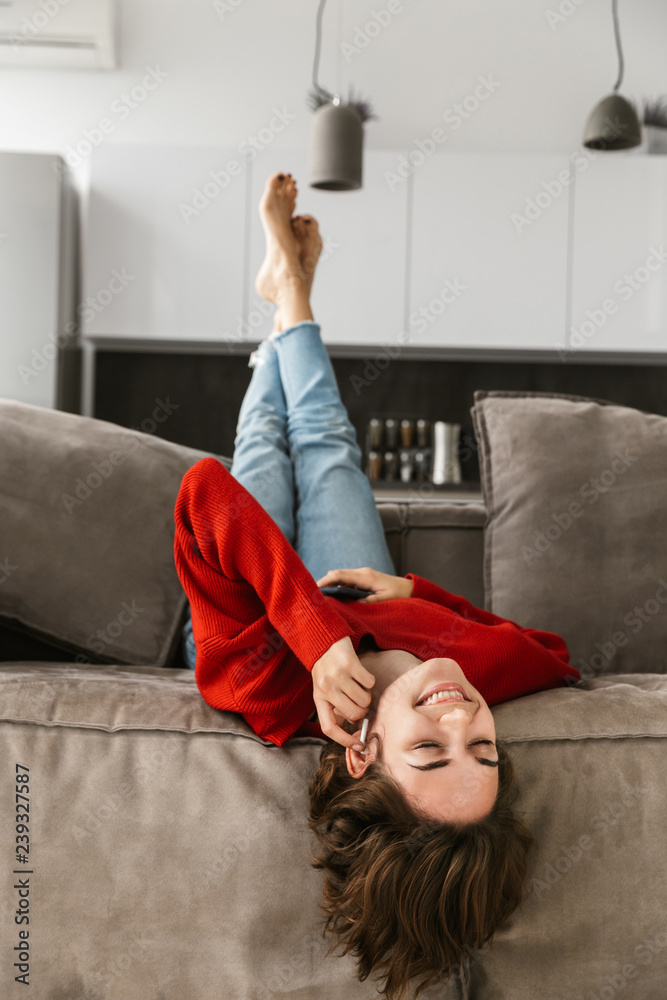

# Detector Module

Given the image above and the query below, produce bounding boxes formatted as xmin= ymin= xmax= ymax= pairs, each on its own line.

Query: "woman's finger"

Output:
xmin=315 ymin=700 xmax=363 ymax=749
xmin=358 ymin=591 xmax=384 ymax=603
xmin=331 ymin=686 xmax=368 ymax=722
xmin=351 ymin=661 xmax=376 ymax=690
xmin=316 ymin=567 xmax=373 ymax=588
xmin=316 ymin=569 xmax=347 ymax=587
xmin=339 ymin=675 xmax=373 ymax=711
xmin=315 ymin=569 xmax=344 ymax=586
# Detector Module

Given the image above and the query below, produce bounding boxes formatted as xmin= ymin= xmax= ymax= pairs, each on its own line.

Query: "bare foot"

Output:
xmin=269 ymin=214 xmax=322 ymax=334
xmin=255 ymin=172 xmax=301 ymax=303
xmin=291 ymin=214 xmax=323 ymax=296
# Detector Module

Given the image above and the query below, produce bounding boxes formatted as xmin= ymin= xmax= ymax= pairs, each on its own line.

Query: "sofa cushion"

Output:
xmin=377 ymin=500 xmax=486 ymax=607
xmin=0 ymin=663 xmax=664 ymax=998
xmin=471 ymin=390 xmax=667 ymax=679
xmin=0 ymin=399 xmax=220 ymax=667
xmin=0 ymin=662 xmax=663 ymax=742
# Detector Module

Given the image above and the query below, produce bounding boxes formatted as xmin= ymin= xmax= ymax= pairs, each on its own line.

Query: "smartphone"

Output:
xmin=319 ymin=584 xmax=374 ymax=601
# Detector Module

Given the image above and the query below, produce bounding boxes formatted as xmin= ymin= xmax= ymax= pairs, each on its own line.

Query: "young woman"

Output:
xmin=174 ymin=172 xmax=580 ymax=999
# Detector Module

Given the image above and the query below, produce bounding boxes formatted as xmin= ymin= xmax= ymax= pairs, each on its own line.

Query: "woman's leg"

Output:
xmin=230 ymin=172 xmax=303 ymax=540
xmin=183 ymin=173 xmax=395 ymax=667
xmin=230 ymin=341 xmax=294 ymax=543
xmin=268 ymin=211 xmax=395 ymax=582
xmin=273 ymin=320 xmax=396 ymax=582
xmin=182 ymin=174 xmax=300 ymax=669
xmin=183 ymin=329 xmax=295 ymax=673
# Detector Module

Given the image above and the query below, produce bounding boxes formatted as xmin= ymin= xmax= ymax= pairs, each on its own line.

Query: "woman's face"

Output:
xmin=346 ymin=654 xmax=499 ymax=824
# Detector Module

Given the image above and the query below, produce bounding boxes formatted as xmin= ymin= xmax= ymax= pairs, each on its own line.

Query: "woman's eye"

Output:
xmin=414 ymin=740 xmax=495 ymax=750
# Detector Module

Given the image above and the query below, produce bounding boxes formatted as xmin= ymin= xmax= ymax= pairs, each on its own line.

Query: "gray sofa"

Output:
xmin=0 ymin=393 xmax=665 ymax=1000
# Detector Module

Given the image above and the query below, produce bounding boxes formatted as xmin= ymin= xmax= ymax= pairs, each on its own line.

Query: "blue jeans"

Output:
xmin=182 ymin=321 xmax=395 ymax=668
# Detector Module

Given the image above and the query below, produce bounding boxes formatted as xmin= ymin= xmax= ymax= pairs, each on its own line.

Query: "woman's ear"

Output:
xmin=345 ymin=735 xmax=378 ymax=778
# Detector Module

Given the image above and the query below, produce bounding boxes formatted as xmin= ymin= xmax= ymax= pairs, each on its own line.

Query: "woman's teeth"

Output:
xmin=420 ymin=690 xmax=467 ymax=706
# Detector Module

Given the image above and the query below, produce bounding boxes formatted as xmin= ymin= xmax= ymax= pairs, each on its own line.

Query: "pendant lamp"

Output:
xmin=583 ymin=0 xmax=641 ymax=150
xmin=308 ymin=0 xmax=376 ymax=190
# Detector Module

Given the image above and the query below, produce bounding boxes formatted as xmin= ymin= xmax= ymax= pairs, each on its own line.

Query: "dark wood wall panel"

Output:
xmin=94 ymin=350 xmax=667 ymax=485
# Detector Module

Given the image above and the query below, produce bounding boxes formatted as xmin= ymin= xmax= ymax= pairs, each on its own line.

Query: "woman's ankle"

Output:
xmin=270 ymin=306 xmax=283 ymax=335
xmin=276 ymin=284 xmax=314 ymax=330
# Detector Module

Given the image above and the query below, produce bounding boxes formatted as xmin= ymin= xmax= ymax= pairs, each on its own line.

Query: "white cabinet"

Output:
xmin=0 ymin=152 xmax=76 ymax=409
xmin=569 ymin=156 xmax=667 ymax=354
xmin=409 ymin=152 xmax=571 ymax=350
xmin=83 ymin=145 xmax=247 ymax=340
xmin=82 ymin=145 xmax=667 ymax=355
xmin=246 ymin=148 xmax=409 ymax=346
xmin=84 ymin=144 xmax=409 ymax=349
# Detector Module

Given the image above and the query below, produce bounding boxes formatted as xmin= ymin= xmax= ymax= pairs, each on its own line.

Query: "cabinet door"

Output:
xmin=83 ymin=145 xmax=247 ymax=339
xmin=247 ymin=148 xmax=409 ymax=346
xmin=409 ymin=152 xmax=570 ymax=350
xmin=0 ymin=152 xmax=61 ymax=407
xmin=570 ymin=156 xmax=667 ymax=354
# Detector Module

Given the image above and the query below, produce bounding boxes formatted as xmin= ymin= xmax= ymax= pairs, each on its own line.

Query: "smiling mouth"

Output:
xmin=416 ymin=683 xmax=470 ymax=707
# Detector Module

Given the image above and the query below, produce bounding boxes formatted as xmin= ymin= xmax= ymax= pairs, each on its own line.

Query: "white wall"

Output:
xmin=3 ymin=0 xmax=667 ymax=367
xmin=2 ymin=0 xmax=667 ymax=173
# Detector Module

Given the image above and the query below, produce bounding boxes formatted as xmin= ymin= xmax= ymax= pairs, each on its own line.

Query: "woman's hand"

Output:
xmin=316 ymin=567 xmax=414 ymax=603
xmin=311 ymin=636 xmax=375 ymax=749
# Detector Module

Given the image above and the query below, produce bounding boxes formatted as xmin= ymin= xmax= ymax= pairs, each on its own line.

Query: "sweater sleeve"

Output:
xmin=174 ymin=457 xmax=353 ymax=673
xmin=405 ymin=572 xmax=572 ymax=667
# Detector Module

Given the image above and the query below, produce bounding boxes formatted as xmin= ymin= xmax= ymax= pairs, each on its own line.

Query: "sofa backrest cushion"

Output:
xmin=377 ymin=500 xmax=486 ymax=607
xmin=0 ymin=399 xmax=219 ymax=667
xmin=472 ymin=390 xmax=667 ymax=679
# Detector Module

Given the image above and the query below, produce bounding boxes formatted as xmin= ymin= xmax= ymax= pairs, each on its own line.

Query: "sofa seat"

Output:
xmin=1 ymin=662 xmax=665 ymax=999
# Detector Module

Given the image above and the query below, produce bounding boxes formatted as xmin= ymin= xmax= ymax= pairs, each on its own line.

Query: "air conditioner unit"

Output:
xmin=0 ymin=0 xmax=115 ymax=69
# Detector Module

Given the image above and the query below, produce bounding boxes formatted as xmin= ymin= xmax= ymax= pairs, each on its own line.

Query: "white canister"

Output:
xmin=432 ymin=422 xmax=462 ymax=485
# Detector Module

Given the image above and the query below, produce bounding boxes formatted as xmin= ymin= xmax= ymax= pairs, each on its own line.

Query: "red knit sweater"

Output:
xmin=174 ymin=458 xmax=580 ymax=746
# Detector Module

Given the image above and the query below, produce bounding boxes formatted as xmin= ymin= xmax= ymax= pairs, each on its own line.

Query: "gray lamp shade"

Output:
xmin=583 ymin=92 xmax=642 ymax=150
xmin=309 ymin=102 xmax=363 ymax=190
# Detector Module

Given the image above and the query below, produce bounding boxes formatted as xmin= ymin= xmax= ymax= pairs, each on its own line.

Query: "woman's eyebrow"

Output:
xmin=409 ymin=758 xmax=499 ymax=771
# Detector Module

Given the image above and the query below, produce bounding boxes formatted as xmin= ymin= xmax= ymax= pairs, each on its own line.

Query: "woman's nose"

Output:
xmin=437 ymin=704 xmax=471 ymax=723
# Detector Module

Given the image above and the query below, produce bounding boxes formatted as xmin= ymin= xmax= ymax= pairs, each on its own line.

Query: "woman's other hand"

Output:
xmin=311 ymin=637 xmax=375 ymax=749
xmin=316 ymin=567 xmax=414 ymax=603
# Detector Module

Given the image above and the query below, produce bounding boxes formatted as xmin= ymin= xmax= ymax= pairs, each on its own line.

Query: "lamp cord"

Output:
xmin=313 ymin=0 xmax=334 ymax=101
xmin=611 ymin=0 xmax=624 ymax=92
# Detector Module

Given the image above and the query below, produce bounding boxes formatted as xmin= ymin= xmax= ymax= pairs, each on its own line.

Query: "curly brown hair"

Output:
xmin=308 ymin=734 xmax=534 ymax=1000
